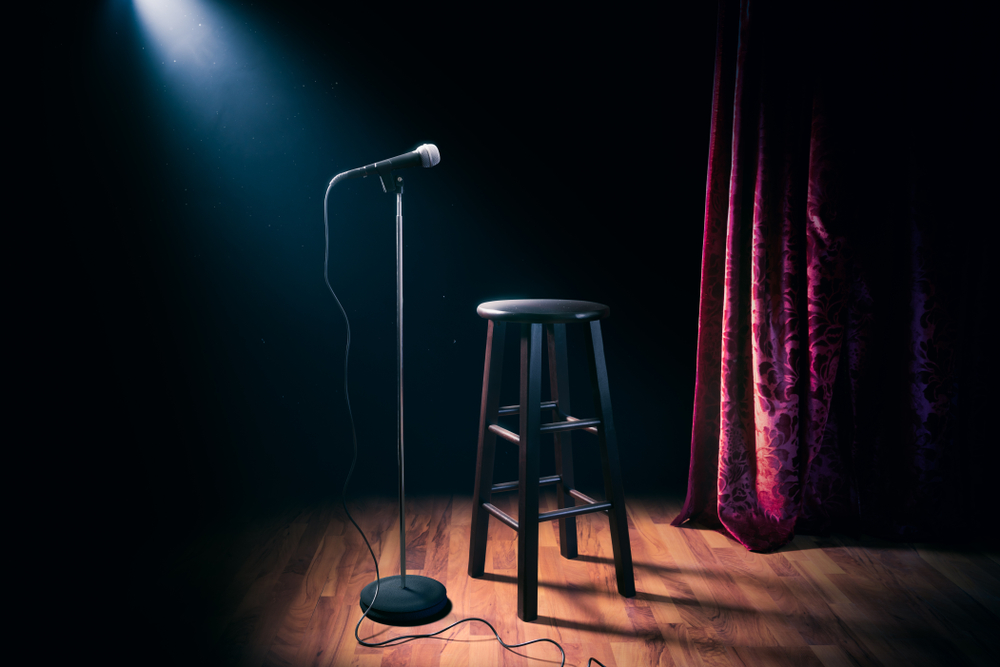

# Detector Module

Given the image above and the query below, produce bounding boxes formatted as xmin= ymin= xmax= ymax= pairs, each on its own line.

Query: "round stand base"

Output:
xmin=359 ymin=575 xmax=450 ymax=626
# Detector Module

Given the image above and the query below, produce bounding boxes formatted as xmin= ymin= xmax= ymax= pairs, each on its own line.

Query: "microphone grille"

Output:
xmin=417 ymin=143 xmax=441 ymax=168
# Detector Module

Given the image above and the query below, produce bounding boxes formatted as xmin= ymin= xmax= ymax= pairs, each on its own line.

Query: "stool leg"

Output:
xmin=518 ymin=322 xmax=543 ymax=621
xmin=546 ymin=323 xmax=578 ymax=560
xmin=585 ymin=320 xmax=636 ymax=598
xmin=469 ymin=320 xmax=506 ymax=578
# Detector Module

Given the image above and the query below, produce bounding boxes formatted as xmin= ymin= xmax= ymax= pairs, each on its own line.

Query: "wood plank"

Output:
xmin=419 ymin=495 xmax=453 ymax=586
xmin=338 ymin=602 xmax=380 ymax=667
xmin=762 ymin=552 xmax=798 ymax=578
xmin=291 ymin=596 xmax=350 ymax=667
xmin=492 ymin=537 xmax=516 ymax=571
xmin=403 ymin=502 xmax=430 ymax=572
xmin=437 ymin=621 xmax=471 ymax=667
xmin=492 ymin=561 xmax=522 ymax=666
xmin=536 ymin=543 xmax=586 ymax=649
xmin=809 ymin=645 xmax=856 ymax=667
xmin=779 ymin=535 xmax=815 ymax=561
xmin=446 ymin=522 xmax=472 ymax=622
xmin=824 ymin=534 xmax=995 ymax=667
xmin=627 ymin=500 xmax=684 ymax=625
xmin=963 ymin=550 xmax=1000 ymax=581
xmin=646 ymin=498 xmax=684 ymax=525
xmin=349 ymin=652 xmax=381 ymax=667
xmin=236 ymin=505 xmax=334 ymax=667
xmin=825 ymin=602 xmax=899 ymax=667
xmin=612 ymin=639 xmax=673 ymax=666
xmin=407 ymin=640 xmax=441 ymax=667
xmin=700 ymin=528 xmax=740 ymax=549
xmin=291 ymin=524 xmax=365 ymax=666
xmin=660 ymin=622 xmax=708 ymax=667
xmin=520 ymin=554 xmax=575 ymax=666
xmin=712 ymin=547 xmax=807 ymax=647
xmin=375 ymin=643 xmax=411 ymax=667
xmin=872 ymin=545 xmax=996 ymax=667
xmin=218 ymin=521 xmax=309 ymax=664
xmin=728 ymin=646 xmax=824 ymax=666
xmin=375 ymin=516 xmax=401 ymax=580
xmin=265 ymin=524 xmax=349 ymax=666
xmin=469 ymin=633 xmax=501 ymax=666
xmin=683 ymin=624 xmax=732 ymax=666
xmin=451 ymin=495 xmax=473 ymax=527
xmin=661 ymin=523 xmax=784 ymax=647
xmin=917 ymin=545 xmax=1000 ymax=618
xmin=208 ymin=511 xmax=309 ymax=644
xmin=469 ymin=550 xmax=502 ymax=637
xmin=578 ymin=511 xmax=619 ymax=597
xmin=538 ymin=489 xmax=560 ymax=549
xmin=789 ymin=560 xmax=851 ymax=605
xmin=828 ymin=599 xmax=970 ymax=667
xmin=793 ymin=536 xmax=846 ymax=574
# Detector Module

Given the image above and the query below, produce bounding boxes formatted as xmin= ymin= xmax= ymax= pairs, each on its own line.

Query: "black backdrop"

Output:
xmin=54 ymin=1 xmax=715 ymax=533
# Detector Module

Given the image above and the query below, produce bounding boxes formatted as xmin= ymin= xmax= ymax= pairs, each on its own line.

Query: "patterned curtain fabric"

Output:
xmin=672 ymin=0 xmax=988 ymax=551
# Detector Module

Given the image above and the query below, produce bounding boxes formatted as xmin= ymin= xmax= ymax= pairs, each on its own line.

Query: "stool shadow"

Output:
xmin=571 ymin=554 xmax=678 ymax=574
xmin=569 ymin=554 xmax=769 ymax=583
xmin=473 ymin=573 xmax=787 ymax=618
xmin=479 ymin=571 xmax=606 ymax=594
xmin=533 ymin=616 xmax=662 ymax=640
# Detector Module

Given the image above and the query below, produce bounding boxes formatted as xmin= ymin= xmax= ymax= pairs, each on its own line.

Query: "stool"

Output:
xmin=467 ymin=299 xmax=635 ymax=622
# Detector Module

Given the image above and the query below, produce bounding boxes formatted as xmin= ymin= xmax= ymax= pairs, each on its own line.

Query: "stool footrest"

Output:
xmin=541 ymin=417 xmax=601 ymax=433
xmin=493 ymin=475 xmax=561 ymax=493
xmin=563 ymin=415 xmax=600 ymax=434
xmin=483 ymin=503 xmax=519 ymax=531
xmin=488 ymin=424 xmax=521 ymax=444
xmin=568 ymin=488 xmax=602 ymax=506
xmin=540 ymin=501 xmax=613 ymax=522
xmin=482 ymin=484 xmax=611 ymax=531
xmin=488 ymin=417 xmax=601 ymax=444
xmin=498 ymin=401 xmax=558 ymax=416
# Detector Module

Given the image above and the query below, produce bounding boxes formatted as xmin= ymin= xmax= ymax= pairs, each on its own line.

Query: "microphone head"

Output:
xmin=416 ymin=143 xmax=441 ymax=168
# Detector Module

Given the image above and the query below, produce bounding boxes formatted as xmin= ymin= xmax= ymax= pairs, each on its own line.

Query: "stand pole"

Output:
xmin=396 ymin=186 xmax=406 ymax=588
xmin=357 ymin=174 xmax=448 ymax=625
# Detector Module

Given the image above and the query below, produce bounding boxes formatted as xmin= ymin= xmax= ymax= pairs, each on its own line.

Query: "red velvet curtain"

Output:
xmin=673 ymin=0 xmax=989 ymax=551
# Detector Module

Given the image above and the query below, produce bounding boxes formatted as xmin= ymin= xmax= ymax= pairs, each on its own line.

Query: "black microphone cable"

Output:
xmin=323 ymin=172 xmax=608 ymax=667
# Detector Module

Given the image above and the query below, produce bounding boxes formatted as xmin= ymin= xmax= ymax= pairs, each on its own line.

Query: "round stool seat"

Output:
xmin=477 ymin=299 xmax=609 ymax=324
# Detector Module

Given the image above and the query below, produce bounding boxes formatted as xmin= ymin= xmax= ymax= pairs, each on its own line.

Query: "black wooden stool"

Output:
xmin=468 ymin=299 xmax=635 ymax=621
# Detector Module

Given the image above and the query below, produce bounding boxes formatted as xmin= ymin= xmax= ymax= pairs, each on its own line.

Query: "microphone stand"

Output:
xmin=357 ymin=172 xmax=449 ymax=625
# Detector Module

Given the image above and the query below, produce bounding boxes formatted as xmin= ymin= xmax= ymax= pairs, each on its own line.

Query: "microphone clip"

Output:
xmin=377 ymin=166 xmax=403 ymax=194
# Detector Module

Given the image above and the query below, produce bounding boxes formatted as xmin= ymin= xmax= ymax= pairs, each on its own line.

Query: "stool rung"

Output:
xmin=488 ymin=424 xmax=520 ymax=444
xmin=498 ymin=400 xmax=558 ymax=416
xmin=541 ymin=417 xmax=601 ymax=433
xmin=488 ymin=418 xmax=600 ymax=444
xmin=493 ymin=475 xmax=561 ymax=493
xmin=540 ymin=501 xmax=613 ymax=522
xmin=484 ymin=497 xmax=611 ymax=529
xmin=568 ymin=488 xmax=603 ymax=507
xmin=563 ymin=415 xmax=599 ymax=434
xmin=483 ymin=502 xmax=519 ymax=531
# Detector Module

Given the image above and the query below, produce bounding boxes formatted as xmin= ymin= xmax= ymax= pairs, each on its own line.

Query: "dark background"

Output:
xmin=54 ymin=0 xmax=716 ymax=534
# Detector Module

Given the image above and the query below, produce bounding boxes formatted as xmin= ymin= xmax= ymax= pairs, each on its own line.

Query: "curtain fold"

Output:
xmin=673 ymin=0 xmax=985 ymax=551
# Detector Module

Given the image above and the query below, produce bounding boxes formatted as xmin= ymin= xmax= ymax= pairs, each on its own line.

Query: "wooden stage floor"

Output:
xmin=143 ymin=493 xmax=999 ymax=666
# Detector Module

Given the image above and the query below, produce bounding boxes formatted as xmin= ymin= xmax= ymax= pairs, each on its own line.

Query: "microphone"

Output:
xmin=341 ymin=144 xmax=441 ymax=180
